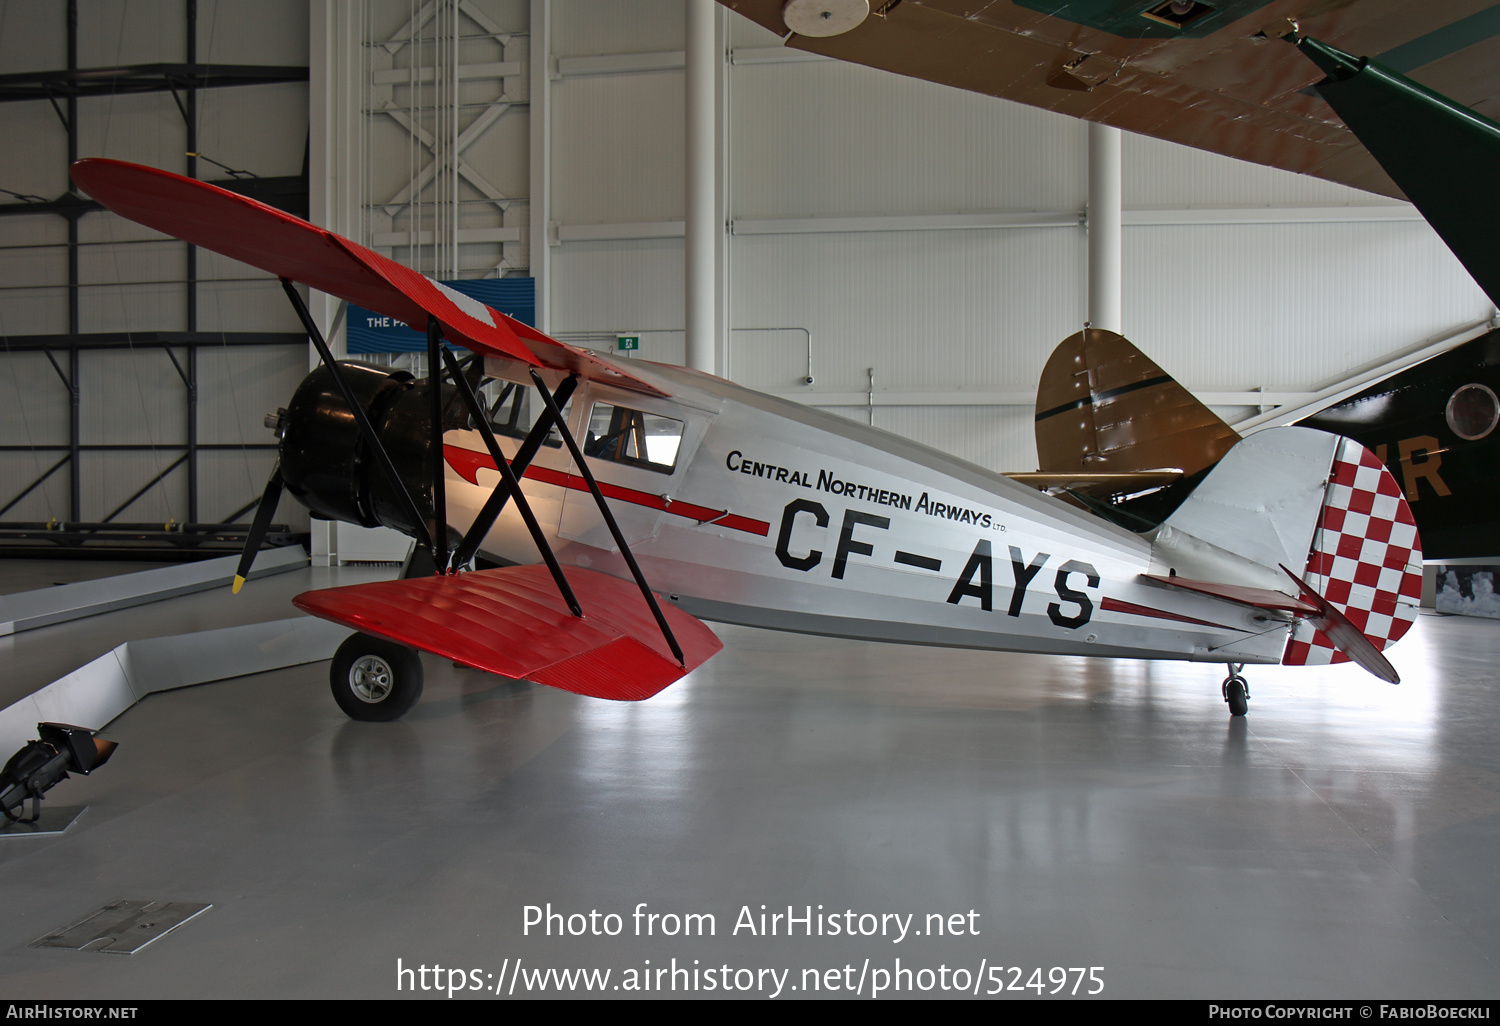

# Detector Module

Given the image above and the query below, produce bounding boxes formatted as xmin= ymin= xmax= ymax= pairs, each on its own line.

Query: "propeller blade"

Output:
xmin=233 ymin=460 xmax=284 ymax=594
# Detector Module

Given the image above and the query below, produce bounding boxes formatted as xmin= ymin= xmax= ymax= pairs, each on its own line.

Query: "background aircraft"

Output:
xmin=1018 ymin=322 xmax=1500 ymax=561
xmin=69 ymin=141 xmax=1423 ymax=721
xmin=1293 ymin=329 xmax=1500 ymax=559
xmin=1010 ymin=28 xmax=1500 ymax=560
xmin=719 ymin=0 xmax=1500 ymax=202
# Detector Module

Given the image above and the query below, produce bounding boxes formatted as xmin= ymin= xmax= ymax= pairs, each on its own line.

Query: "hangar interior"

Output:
xmin=0 ymin=0 xmax=1497 ymax=1000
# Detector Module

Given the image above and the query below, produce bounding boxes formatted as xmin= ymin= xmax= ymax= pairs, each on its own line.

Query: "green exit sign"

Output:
xmin=617 ymin=335 xmax=640 ymax=351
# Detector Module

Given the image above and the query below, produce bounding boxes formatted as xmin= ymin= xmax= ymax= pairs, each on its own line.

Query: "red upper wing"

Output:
xmin=69 ymin=159 xmax=670 ymax=396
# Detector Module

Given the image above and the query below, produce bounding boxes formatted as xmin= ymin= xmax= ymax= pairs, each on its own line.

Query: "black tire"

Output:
xmin=330 ymin=633 xmax=424 ymax=721
xmin=1225 ymin=676 xmax=1249 ymax=717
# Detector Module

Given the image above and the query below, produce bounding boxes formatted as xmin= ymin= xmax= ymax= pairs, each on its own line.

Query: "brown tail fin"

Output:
xmin=1034 ymin=329 xmax=1239 ymax=478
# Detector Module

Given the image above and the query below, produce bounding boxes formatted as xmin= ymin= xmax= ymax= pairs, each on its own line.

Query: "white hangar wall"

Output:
xmin=536 ymin=0 xmax=1491 ymax=472
xmin=0 ymin=0 xmax=1490 ymax=533
xmin=0 ymin=0 xmax=311 ymax=529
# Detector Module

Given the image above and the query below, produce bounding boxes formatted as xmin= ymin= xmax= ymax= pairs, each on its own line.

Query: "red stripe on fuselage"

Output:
xmin=443 ymin=444 xmax=771 ymax=537
xmin=1100 ymin=596 xmax=1235 ymax=630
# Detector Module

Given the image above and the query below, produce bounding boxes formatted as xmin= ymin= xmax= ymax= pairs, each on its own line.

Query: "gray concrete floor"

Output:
xmin=0 ymin=561 xmax=394 ymax=713
xmin=0 ymin=560 xmax=1497 ymax=999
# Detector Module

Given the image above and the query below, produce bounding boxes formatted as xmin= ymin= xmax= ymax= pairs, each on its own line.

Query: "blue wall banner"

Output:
xmin=346 ymin=277 xmax=536 ymax=354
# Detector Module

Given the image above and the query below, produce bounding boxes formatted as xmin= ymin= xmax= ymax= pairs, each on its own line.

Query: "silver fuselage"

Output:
xmin=443 ymin=357 xmax=1286 ymax=666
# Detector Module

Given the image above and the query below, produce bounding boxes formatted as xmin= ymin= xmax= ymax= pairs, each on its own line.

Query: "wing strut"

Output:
xmin=529 ymin=369 xmax=686 ymax=667
xmin=447 ymin=363 xmax=578 ymax=573
xmin=279 ymin=276 xmax=437 ymax=559
xmin=426 ymin=317 xmax=448 ymax=567
xmin=437 ymin=346 xmax=583 ymax=617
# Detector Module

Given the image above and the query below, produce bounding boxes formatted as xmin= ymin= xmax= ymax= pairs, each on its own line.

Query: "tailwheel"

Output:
xmin=330 ymin=633 xmax=424 ymax=721
xmin=1221 ymin=663 xmax=1249 ymax=717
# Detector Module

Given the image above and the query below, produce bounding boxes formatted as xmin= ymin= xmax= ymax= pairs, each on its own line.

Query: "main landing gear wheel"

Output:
xmin=1221 ymin=663 xmax=1249 ymax=717
xmin=331 ymin=633 xmax=424 ymax=721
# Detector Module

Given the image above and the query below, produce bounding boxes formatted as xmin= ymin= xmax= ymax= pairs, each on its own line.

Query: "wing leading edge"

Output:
xmin=292 ymin=564 xmax=722 ymax=701
xmin=68 ymin=158 xmax=670 ymax=398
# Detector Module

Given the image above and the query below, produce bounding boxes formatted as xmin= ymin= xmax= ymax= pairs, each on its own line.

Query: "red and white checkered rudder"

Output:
xmin=1283 ymin=437 xmax=1424 ymax=668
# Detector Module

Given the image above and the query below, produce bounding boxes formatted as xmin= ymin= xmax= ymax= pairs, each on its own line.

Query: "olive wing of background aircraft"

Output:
xmin=66 ymin=30 xmax=1449 ymax=722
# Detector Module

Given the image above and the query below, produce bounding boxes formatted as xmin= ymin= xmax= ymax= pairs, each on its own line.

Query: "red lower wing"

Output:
xmin=293 ymin=565 xmax=721 ymax=701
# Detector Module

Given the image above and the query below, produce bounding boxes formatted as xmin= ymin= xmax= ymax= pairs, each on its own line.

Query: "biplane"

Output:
xmin=67 ymin=32 xmax=1442 ymax=721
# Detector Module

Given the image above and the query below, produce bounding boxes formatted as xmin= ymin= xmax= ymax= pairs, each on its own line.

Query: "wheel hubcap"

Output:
xmin=349 ymin=655 xmax=394 ymax=703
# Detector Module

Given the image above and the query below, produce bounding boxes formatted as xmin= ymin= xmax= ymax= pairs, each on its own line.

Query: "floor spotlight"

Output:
xmin=0 ymin=723 xmax=118 ymax=823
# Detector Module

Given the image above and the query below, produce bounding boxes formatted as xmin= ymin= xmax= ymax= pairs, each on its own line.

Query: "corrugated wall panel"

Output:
xmin=195 ymin=249 xmax=303 ymax=331
xmin=0 ymin=353 xmax=70 ymax=444
xmin=553 ymin=0 xmax=685 ymax=56
xmin=77 ymin=284 xmax=188 ymax=333
xmin=1124 ymin=220 xmax=1493 ymax=393
xmin=731 ymin=59 xmax=1087 ymax=219
xmin=77 ymin=238 xmax=189 ymax=333
xmin=552 ymin=71 xmax=686 ymax=224
xmin=0 ymin=1 xmax=312 ymax=530
xmin=0 ymin=101 xmax=69 ymax=199
xmin=196 ymin=0 xmax=311 ymax=64
xmin=0 ymin=226 xmax=69 ymax=290
xmin=75 ymin=94 xmax=188 ymax=171
xmin=78 ymin=350 xmax=189 ymax=446
xmin=75 ymin=0 xmax=185 ymax=66
xmin=199 ymin=449 xmax=289 ymax=525
xmin=728 ymin=5 xmax=780 ymax=48
xmin=453 ymin=102 xmax=531 ymax=205
xmin=0 ymin=215 xmax=71 ymax=336
xmin=78 ymin=449 xmax=189 ymax=524
xmin=729 ymin=227 xmax=1085 ymax=392
xmin=194 ymin=84 xmax=312 ymax=179
xmin=196 ymin=345 xmax=307 ymax=446
xmin=551 ymin=237 xmax=684 ymax=335
xmin=0 ymin=0 xmax=66 ymax=75
xmin=0 ymin=291 xmax=70 ymax=336
xmin=0 ymin=452 xmax=71 ymax=522
xmin=196 ymin=281 xmax=304 ymax=332
xmin=863 ymin=405 xmax=1038 ymax=478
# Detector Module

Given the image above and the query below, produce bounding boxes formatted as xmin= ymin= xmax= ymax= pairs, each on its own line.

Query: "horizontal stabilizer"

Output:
xmin=1279 ymin=565 xmax=1399 ymax=684
xmin=293 ymin=565 xmax=722 ymax=701
xmin=1143 ymin=569 xmax=1396 ymax=682
xmin=1007 ymin=469 xmax=1184 ymax=496
xmin=1141 ymin=574 xmax=1315 ymax=616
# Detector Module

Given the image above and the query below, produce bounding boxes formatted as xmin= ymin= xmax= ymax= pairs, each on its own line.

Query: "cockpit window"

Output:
xmin=584 ymin=402 xmax=684 ymax=473
xmin=474 ymin=379 xmax=569 ymax=448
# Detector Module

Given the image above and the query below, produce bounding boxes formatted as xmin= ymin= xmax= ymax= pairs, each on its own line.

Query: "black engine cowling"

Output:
xmin=278 ymin=361 xmax=459 ymax=539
